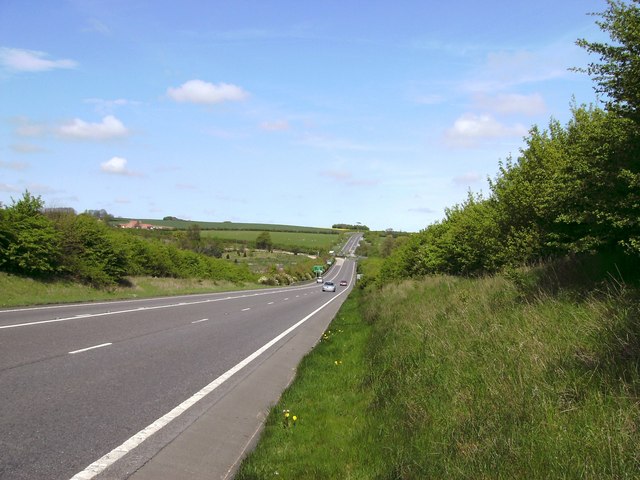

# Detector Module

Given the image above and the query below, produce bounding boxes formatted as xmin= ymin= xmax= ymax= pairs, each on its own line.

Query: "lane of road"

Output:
xmin=0 ymin=249 xmax=358 ymax=480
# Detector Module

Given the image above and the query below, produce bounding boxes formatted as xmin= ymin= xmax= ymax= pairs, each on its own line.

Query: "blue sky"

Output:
xmin=0 ymin=0 xmax=607 ymax=231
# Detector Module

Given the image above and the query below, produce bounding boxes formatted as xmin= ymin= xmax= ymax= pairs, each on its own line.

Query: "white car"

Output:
xmin=322 ymin=281 xmax=336 ymax=292
xmin=316 ymin=277 xmax=323 ymax=283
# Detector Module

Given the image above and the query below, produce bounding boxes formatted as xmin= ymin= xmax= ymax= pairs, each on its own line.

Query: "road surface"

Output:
xmin=0 ymin=237 xmax=360 ymax=480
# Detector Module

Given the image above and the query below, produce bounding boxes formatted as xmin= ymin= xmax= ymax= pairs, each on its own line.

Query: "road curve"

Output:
xmin=0 ymin=250 xmax=358 ymax=479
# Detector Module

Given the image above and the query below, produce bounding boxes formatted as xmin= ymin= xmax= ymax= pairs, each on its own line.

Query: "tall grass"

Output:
xmin=362 ymin=275 xmax=640 ymax=478
xmin=236 ymin=273 xmax=640 ymax=478
xmin=0 ymin=272 xmax=258 ymax=308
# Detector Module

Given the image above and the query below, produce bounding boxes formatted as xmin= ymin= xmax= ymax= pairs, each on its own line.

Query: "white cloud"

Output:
xmin=100 ymin=156 xmax=138 ymax=176
xmin=58 ymin=115 xmax=129 ymax=140
xmin=11 ymin=117 xmax=47 ymax=137
xmin=474 ymin=93 xmax=546 ymax=116
xmin=0 ymin=183 xmax=21 ymax=193
xmin=452 ymin=172 xmax=482 ymax=185
xmin=167 ymin=79 xmax=248 ymax=105
xmin=83 ymin=19 xmax=110 ymax=35
xmin=409 ymin=206 xmax=436 ymax=214
xmin=260 ymin=120 xmax=290 ymax=131
xmin=0 ymin=182 xmax=56 ymax=194
xmin=0 ymin=159 xmax=28 ymax=170
xmin=320 ymin=169 xmax=352 ymax=181
xmin=0 ymin=47 xmax=77 ymax=72
xmin=300 ymin=134 xmax=372 ymax=152
xmin=444 ymin=113 xmax=527 ymax=148
xmin=10 ymin=143 xmax=45 ymax=154
xmin=413 ymin=94 xmax=445 ymax=105
xmin=84 ymin=98 xmax=141 ymax=114
xmin=176 ymin=183 xmax=197 ymax=190
xmin=320 ymin=169 xmax=378 ymax=186
xmin=465 ymin=45 xmax=580 ymax=93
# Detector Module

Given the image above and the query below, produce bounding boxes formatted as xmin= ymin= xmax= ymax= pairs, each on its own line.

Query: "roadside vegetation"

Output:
xmin=238 ymin=268 xmax=640 ymax=479
xmin=0 ymin=194 xmax=345 ymax=306
xmin=237 ymin=3 xmax=640 ymax=477
xmin=0 ymin=272 xmax=257 ymax=308
xmin=2 ymin=2 xmax=639 ymax=477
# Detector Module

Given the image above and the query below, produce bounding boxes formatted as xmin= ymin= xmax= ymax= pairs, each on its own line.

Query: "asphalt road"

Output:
xmin=0 ymin=244 xmax=359 ymax=480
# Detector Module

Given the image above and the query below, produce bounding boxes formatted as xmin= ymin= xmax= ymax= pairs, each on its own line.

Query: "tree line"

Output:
xmin=0 ymin=193 xmax=255 ymax=287
xmin=381 ymin=0 xmax=640 ymax=280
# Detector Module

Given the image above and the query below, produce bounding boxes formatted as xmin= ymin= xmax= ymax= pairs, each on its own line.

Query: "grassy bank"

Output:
xmin=0 ymin=272 xmax=258 ymax=308
xmin=237 ymin=274 xmax=640 ymax=478
xmin=236 ymin=291 xmax=380 ymax=479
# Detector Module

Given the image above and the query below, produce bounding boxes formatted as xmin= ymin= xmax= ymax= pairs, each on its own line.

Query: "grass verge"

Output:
xmin=0 ymin=272 xmax=259 ymax=308
xmin=236 ymin=290 xmax=381 ymax=479
xmin=236 ymin=274 xmax=640 ymax=478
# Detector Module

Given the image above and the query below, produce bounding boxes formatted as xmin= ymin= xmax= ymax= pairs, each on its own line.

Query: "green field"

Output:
xmin=202 ymin=230 xmax=342 ymax=251
xmin=112 ymin=218 xmax=342 ymax=234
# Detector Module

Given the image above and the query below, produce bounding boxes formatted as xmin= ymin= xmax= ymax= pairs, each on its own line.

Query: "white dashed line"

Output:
xmin=191 ymin=318 xmax=209 ymax=324
xmin=70 ymin=287 xmax=348 ymax=480
xmin=241 ymin=308 xmax=251 ymax=312
xmin=69 ymin=343 xmax=112 ymax=355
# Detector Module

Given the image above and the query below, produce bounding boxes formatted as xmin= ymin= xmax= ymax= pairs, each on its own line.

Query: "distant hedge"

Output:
xmin=0 ymin=193 xmax=256 ymax=287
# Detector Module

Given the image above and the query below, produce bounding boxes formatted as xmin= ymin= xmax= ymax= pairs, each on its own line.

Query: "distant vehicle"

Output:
xmin=339 ymin=280 xmax=348 ymax=286
xmin=316 ymin=277 xmax=324 ymax=283
xmin=322 ymin=281 xmax=336 ymax=292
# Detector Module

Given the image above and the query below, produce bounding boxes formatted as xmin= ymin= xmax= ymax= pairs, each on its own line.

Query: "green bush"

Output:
xmin=0 ymin=192 xmax=61 ymax=277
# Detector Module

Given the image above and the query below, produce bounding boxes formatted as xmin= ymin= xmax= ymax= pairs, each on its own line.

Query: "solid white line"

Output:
xmin=69 ymin=287 xmax=348 ymax=480
xmin=69 ymin=343 xmax=112 ymax=355
xmin=191 ymin=318 xmax=209 ymax=324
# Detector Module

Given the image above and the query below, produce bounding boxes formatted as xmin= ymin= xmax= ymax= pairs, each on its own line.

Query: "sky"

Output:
xmin=0 ymin=0 xmax=608 ymax=232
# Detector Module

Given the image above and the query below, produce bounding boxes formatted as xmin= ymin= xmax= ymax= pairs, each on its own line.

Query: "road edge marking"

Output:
xmin=69 ymin=287 xmax=348 ymax=480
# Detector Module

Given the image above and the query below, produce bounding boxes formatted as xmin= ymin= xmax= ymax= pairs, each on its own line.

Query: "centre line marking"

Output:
xmin=191 ymin=318 xmax=209 ymax=324
xmin=69 ymin=343 xmax=112 ymax=355
xmin=70 ymin=286 xmax=349 ymax=480
xmin=241 ymin=308 xmax=251 ymax=311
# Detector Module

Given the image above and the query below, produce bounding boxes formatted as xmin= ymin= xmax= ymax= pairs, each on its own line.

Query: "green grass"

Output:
xmin=112 ymin=218 xmax=341 ymax=233
xmin=0 ymin=272 xmax=260 ymax=308
xmin=236 ymin=291 xmax=380 ymax=479
xmin=236 ymin=273 xmax=640 ymax=478
xmin=202 ymin=230 xmax=341 ymax=251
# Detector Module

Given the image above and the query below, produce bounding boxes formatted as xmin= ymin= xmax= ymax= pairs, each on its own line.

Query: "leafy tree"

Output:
xmin=0 ymin=207 xmax=14 ymax=260
xmin=57 ymin=214 xmax=129 ymax=286
xmin=1 ymin=192 xmax=61 ymax=276
xmin=491 ymin=104 xmax=640 ymax=257
xmin=576 ymin=0 xmax=640 ymax=122
xmin=380 ymin=234 xmax=396 ymax=258
xmin=187 ymin=223 xmax=201 ymax=246
xmin=256 ymin=231 xmax=273 ymax=251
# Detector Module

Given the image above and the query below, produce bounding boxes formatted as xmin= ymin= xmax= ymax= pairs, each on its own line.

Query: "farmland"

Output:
xmin=201 ymin=230 xmax=341 ymax=252
xmin=112 ymin=218 xmax=341 ymax=234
